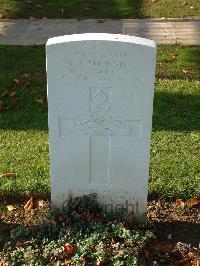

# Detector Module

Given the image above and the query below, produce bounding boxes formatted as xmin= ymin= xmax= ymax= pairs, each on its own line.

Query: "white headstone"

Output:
xmin=46 ymin=33 xmax=156 ymax=214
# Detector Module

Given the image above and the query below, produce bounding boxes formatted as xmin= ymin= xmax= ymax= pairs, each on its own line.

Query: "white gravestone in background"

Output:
xmin=46 ymin=33 xmax=156 ymax=214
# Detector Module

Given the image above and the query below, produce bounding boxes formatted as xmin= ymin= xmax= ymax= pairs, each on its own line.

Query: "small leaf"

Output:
xmin=36 ymin=98 xmax=44 ymax=105
xmin=154 ymin=242 xmax=174 ymax=252
xmin=48 ymin=220 xmax=56 ymax=226
xmin=0 ymin=258 xmax=5 ymax=266
xmin=94 ymin=258 xmax=110 ymax=266
xmin=24 ymin=197 xmax=34 ymax=211
xmin=30 ymin=90 xmax=37 ymax=96
xmin=0 ymin=172 xmax=15 ymax=178
xmin=0 ymin=100 xmax=4 ymax=110
xmin=64 ymin=243 xmax=76 ymax=255
xmin=169 ymin=52 xmax=178 ymax=59
xmin=9 ymin=91 xmax=17 ymax=97
xmin=187 ymin=199 xmax=200 ymax=208
xmin=15 ymin=241 xmax=27 ymax=249
xmin=38 ymin=200 xmax=46 ymax=207
xmin=167 ymin=233 xmax=172 ymax=240
xmin=7 ymin=205 xmax=16 ymax=211
xmin=10 ymin=98 xmax=18 ymax=108
xmin=176 ymin=199 xmax=185 ymax=209
xmin=35 ymin=199 xmax=46 ymax=207
xmin=13 ymin=79 xmax=19 ymax=83
xmin=30 ymin=16 xmax=37 ymax=20
xmin=24 ymin=73 xmax=31 ymax=78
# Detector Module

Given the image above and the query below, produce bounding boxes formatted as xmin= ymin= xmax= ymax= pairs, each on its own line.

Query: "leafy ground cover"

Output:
xmin=0 ymin=44 xmax=200 ymax=201
xmin=0 ymin=195 xmax=199 ymax=265
xmin=0 ymin=0 xmax=199 ymax=19
xmin=0 ymin=195 xmax=154 ymax=265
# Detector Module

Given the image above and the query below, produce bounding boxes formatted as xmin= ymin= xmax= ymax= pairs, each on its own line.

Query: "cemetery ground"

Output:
xmin=0 ymin=44 xmax=200 ymax=264
xmin=0 ymin=0 xmax=200 ymax=19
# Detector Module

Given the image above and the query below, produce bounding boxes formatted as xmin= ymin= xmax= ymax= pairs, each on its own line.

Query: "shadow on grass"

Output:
xmin=153 ymin=90 xmax=200 ymax=132
xmin=0 ymin=89 xmax=199 ymax=132
xmin=1 ymin=0 xmax=145 ymax=19
xmin=0 ymin=111 xmax=48 ymax=131
xmin=127 ymin=0 xmax=144 ymax=19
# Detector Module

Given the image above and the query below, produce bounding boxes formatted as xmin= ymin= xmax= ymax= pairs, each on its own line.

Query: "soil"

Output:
xmin=0 ymin=198 xmax=199 ymax=265
xmin=147 ymin=200 xmax=200 ymax=244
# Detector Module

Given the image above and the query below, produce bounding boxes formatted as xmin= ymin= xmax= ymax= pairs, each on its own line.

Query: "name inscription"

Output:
xmin=64 ymin=48 xmax=136 ymax=82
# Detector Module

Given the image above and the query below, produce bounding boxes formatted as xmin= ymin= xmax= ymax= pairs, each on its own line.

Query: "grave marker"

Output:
xmin=46 ymin=33 xmax=156 ymax=214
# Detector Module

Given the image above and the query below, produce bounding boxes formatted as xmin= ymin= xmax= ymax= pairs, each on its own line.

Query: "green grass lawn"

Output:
xmin=0 ymin=45 xmax=200 ymax=201
xmin=0 ymin=0 xmax=199 ymax=19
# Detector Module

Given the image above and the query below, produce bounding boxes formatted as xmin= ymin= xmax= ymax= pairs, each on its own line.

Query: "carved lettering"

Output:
xmin=64 ymin=49 xmax=135 ymax=82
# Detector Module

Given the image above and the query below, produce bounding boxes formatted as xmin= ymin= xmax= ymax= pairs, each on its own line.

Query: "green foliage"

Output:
xmin=136 ymin=213 xmax=149 ymax=227
xmin=10 ymin=226 xmax=32 ymax=241
xmin=1 ymin=198 xmax=155 ymax=265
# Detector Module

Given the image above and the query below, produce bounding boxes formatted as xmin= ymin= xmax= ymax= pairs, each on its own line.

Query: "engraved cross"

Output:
xmin=59 ymin=88 xmax=141 ymax=184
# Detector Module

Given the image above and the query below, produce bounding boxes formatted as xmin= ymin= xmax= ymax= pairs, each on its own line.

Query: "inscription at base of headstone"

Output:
xmin=46 ymin=33 xmax=156 ymax=214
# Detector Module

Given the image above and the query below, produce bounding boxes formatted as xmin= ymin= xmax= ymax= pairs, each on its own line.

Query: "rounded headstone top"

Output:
xmin=46 ymin=33 xmax=156 ymax=48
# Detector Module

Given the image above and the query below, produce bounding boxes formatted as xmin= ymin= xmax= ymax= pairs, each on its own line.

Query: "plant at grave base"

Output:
xmin=8 ymin=246 xmax=46 ymax=266
xmin=1 ymin=195 xmax=155 ymax=265
xmin=10 ymin=226 xmax=32 ymax=242
xmin=136 ymin=213 xmax=150 ymax=228
xmin=61 ymin=193 xmax=103 ymax=218
xmin=116 ymin=207 xmax=128 ymax=218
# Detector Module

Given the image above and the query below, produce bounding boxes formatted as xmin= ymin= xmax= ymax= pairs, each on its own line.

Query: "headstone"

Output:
xmin=46 ymin=33 xmax=156 ymax=214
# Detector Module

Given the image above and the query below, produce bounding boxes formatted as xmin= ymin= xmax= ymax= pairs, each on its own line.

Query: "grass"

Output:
xmin=150 ymin=80 xmax=200 ymax=199
xmin=0 ymin=0 xmax=199 ymax=19
xmin=0 ymin=44 xmax=200 ymax=201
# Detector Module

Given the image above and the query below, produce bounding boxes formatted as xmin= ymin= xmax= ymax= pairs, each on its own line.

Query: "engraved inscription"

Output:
xmin=64 ymin=48 xmax=136 ymax=82
xmin=69 ymin=187 xmax=135 ymax=201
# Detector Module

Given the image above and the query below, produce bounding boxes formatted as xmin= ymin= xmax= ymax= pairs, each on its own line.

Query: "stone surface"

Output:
xmin=0 ymin=19 xmax=199 ymax=45
xmin=46 ymin=33 xmax=156 ymax=214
